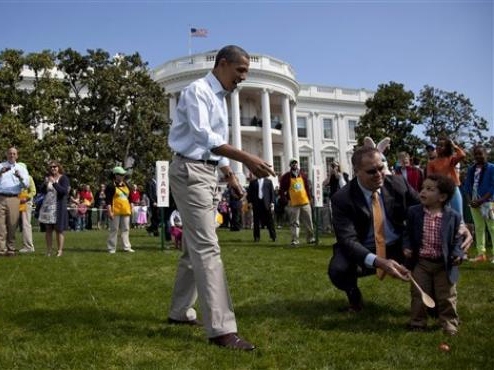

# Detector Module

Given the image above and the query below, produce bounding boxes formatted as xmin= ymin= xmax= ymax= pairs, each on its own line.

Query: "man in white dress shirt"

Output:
xmin=167 ymin=45 xmax=275 ymax=351
xmin=0 ymin=147 xmax=30 ymax=256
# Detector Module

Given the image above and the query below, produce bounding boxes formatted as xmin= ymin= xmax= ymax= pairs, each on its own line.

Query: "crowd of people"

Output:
xmin=0 ymin=45 xmax=492 ymax=352
xmin=0 ymin=149 xmax=173 ymax=257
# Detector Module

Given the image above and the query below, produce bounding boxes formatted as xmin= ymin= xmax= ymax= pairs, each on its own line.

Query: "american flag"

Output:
xmin=190 ymin=28 xmax=208 ymax=37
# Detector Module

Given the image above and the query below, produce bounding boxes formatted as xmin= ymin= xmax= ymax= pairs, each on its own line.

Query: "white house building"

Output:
xmin=151 ymin=50 xmax=374 ymax=185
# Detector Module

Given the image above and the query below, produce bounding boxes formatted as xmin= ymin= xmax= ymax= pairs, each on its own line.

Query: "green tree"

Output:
xmin=0 ymin=47 xmax=171 ymax=187
xmin=416 ymin=85 xmax=489 ymax=147
xmin=356 ymin=81 xmax=423 ymax=164
xmin=54 ymin=49 xmax=170 ymax=186
xmin=21 ymin=50 xmax=67 ymax=134
xmin=0 ymin=49 xmax=28 ymax=121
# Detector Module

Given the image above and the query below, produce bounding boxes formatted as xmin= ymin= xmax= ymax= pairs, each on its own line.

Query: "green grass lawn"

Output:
xmin=0 ymin=227 xmax=492 ymax=369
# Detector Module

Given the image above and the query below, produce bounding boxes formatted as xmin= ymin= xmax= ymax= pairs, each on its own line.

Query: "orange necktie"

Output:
xmin=372 ymin=191 xmax=386 ymax=279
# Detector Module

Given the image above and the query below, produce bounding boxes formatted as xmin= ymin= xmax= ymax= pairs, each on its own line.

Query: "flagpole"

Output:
xmin=188 ymin=26 xmax=191 ymax=56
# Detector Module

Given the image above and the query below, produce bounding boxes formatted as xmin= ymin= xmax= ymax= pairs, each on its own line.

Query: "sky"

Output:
xmin=1 ymin=0 xmax=493 ymax=135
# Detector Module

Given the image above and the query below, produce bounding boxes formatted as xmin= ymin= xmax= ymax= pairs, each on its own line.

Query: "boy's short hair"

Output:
xmin=426 ymin=174 xmax=456 ymax=204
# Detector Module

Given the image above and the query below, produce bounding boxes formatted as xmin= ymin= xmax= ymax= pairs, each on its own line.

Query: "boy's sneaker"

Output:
xmin=290 ymin=240 xmax=299 ymax=246
xmin=469 ymin=254 xmax=487 ymax=262
xmin=19 ymin=247 xmax=34 ymax=253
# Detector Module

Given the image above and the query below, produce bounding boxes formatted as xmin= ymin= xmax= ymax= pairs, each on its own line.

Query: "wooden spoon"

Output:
xmin=409 ymin=274 xmax=436 ymax=308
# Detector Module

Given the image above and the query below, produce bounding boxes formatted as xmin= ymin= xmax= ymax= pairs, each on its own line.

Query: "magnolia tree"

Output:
xmin=0 ymin=48 xmax=171 ymax=187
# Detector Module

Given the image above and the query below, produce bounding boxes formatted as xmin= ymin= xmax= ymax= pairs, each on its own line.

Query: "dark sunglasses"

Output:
xmin=364 ymin=165 xmax=385 ymax=175
xmin=50 ymin=165 xmax=58 ymax=169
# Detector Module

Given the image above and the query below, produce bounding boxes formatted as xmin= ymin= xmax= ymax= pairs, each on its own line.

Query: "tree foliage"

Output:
xmin=417 ymin=85 xmax=489 ymax=146
xmin=356 ymin=81 xmax=423 ymax=164
xmin=0 ymin=48 xmax=170 ymax=188
xmin=356 ymin=82 xmax=492 ymax=167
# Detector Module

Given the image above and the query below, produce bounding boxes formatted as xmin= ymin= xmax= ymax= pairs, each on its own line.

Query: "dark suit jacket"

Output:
xmin=403 ymin=205 xmax=463 ymax=284
xmin=331 ymin=175 xmax=420 ymax=265
xmin=247 ymin=178 xmax=275 ymax=210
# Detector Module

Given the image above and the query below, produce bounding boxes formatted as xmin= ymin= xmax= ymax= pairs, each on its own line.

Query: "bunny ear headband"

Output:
xmin=363 ymin=136 xmax=390 ymax=154
xmin=363 ymin=137 xmax=376 ymax=148
xmin=377 ymin=137 xmax=391 ymax=153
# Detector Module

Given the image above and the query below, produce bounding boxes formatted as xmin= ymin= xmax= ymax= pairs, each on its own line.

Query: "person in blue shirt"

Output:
xmin=0 ymin=147 xmax=30 ymax=256
xmin=463 ymin=145 xmax=494 ymax=263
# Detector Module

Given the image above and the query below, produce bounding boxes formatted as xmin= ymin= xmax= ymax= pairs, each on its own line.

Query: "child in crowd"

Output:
xmin=403 ymin=174 xmax=464 ymax=336
xmin=169 ymin=209 xmax=183 ymax=249
xmin=136 ymin=200 xmax=148 ymax=228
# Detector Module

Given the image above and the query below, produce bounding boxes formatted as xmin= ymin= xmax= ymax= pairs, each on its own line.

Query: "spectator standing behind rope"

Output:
xmin=0 ymin=147 xmax=30 ymax=256
xmin=18 ymin=162 xmax=36 ymax=253
xmin=426 ymin=137 xmax=466 ymax=218
xmin=38 ymin=161 xmax=70 ymax=257
xmin=279 ymin=158 xmax=315 ymax=246
xmin=462 ymin=145 xmax=494 ymax=263
xmin=94 ymin=184 xmax=108 ymax=230
xmin=105 ymin=166 xmax=135 ymax=254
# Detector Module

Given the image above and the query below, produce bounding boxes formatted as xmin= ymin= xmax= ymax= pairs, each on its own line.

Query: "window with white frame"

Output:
xmin=273 ymin=155 xmax=281 ymax=175
xmin=300 ymin=156 xmax=309 ymax=174
xmin=348 ymin=119 xmax=357 ymax=141
xmin=297 ymin=116 xmax=307 ymax=138
xmin=323 ymin=118 xmax=334 ymax=139
xmin=325 ymin=157 xmax=336 ymax=173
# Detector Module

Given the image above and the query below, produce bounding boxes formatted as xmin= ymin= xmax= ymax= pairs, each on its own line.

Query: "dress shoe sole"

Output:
xmin=167 ymin=318 xmax=202 ymax=326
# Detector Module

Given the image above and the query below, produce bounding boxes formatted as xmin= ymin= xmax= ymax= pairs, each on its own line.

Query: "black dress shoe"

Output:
xmin=209 ymin=333 xmax=255 ymax=351
xmin=167 ymin=317 xmax=202 ymax=326
xmin=337 ymin=303 xmax=363 ymax=313
xmin=339 ymin=287 xmax=363 ymax=313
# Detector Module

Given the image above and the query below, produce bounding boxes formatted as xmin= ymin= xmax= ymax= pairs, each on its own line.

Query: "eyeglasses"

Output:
xmin=364 ymin=165 xmax=385 ymax=175
xmin=50 ymin=165 xmax=58 ymax=169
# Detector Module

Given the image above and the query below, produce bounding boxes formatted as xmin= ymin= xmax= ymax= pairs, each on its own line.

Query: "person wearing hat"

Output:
xmin=279 ymin=158 xmax=316 ymax=246
xmin=105 ymin=166 xmax=135 ymax=253
xmin=17 ymin=162 xmax=36 ymax=253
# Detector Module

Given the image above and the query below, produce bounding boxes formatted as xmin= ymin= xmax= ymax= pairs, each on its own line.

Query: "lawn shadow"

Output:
xmin=10 ymin=307 xmax=204 ymax=345
xmin=236 ymin=297 xmax=409 ymax=334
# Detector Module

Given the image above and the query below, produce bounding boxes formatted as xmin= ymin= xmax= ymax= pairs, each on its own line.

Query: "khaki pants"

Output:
xmin=21 ymin=202 xmax=34 ymax=250
xmin=168 ymin=156 xmax=237 ymax=338
xmin=107 ymin=215 xmax=131 ymax=252
xmin=0 ymin=196 xmax=20 ymax=253
xmin=288 ymin=203 xmax=314 ymax=243
xmin=410 ymin=258 xmax=459 ymax=333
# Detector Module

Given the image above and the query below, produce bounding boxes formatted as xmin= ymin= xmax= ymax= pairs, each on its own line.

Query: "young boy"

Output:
xmin=403 ymin=174 xmax=464 ymax=336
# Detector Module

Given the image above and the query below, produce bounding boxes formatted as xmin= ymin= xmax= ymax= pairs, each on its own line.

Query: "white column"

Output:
xmin=230 ymin=89 xmax=245 ymax=184
xmin=281 ymin=95 xmax=293 ymax=167
xmin=311 ymin=112 xmax=320 ymax=166
xmin=337 ymin=113 xmax=351 ymax=176
xmin=291 ymin=103 xmax=299 ymax=162
xmin=261 ymin=89 xmax=274 ymax=166
xmin=169 ymin=94 xmax=177 ymax=124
